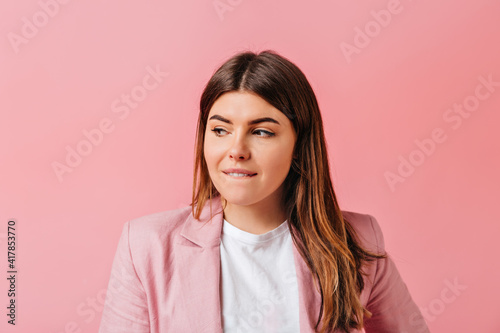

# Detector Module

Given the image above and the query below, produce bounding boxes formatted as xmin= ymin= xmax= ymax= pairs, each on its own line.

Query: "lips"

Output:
xmin=223 ymin=168 xmax=257 ymax=176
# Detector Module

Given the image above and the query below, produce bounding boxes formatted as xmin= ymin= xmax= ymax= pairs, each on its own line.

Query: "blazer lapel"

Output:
xmin=175 ymin=195 xmax=327 ymax=333
xmin=290 ymin=228 xmax=323 ymax=333
xmin=175 ymin=196 xmax=225 ymax=332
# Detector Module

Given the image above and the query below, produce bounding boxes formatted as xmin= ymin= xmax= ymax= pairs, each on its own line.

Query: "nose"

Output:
xmin=228 ymin=134 xmax=250 ymax=160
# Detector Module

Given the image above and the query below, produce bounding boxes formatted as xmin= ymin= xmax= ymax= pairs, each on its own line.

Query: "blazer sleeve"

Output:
xmin=363 ymin=215 xmax=430 ymax=333
xmin=98 ymin=221 xmax=150 ymax=333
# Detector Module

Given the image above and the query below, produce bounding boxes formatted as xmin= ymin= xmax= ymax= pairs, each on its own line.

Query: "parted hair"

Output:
xmin=191 ymin=50 xmax=387 ymax=333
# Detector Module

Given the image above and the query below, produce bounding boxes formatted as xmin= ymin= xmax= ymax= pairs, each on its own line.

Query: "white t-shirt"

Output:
xmin=220 ymin=218 xmax=300 ymax=333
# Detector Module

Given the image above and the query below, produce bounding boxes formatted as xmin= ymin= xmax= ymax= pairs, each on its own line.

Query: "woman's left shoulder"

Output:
xmin=341 ymin=210 xmax=385 ymax=253
xmin=342 ymin=211 xmax=431 ymax=332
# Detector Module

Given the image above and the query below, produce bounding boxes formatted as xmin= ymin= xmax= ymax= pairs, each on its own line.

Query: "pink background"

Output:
xmin=1 ymin=0 xmax=499 ymax=332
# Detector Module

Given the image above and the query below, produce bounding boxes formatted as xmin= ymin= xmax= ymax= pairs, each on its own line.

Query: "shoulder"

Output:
xmin=125 ymin=204 xmax=192 ymax=245
xmin=343 ymin=212 xmax=430 ymax=330
xmin=113 ymin=204 xmax=196 ymax=284
xmin=341 ymin=211 xmax=390 ymax=306
xmin=341 ymin=210 xmax=386 ymax=254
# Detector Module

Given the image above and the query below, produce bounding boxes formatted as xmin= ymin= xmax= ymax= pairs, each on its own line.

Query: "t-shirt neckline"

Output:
xmin=222 ymin=219 xmax=289 ymax=244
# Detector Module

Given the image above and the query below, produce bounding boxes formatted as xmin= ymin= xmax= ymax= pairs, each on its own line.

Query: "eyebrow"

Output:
xmin=208 ymin=114 xmax=280 ymax=125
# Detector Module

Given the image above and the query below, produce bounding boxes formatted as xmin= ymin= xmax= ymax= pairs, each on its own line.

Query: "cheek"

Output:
xmin=203 ymin=137 xmax=222 ymax=170
xmin=265 ymin=145 xmax=294 ymax=174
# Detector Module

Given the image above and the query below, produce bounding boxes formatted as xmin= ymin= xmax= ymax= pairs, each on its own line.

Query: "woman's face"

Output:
xmin=204 ymin=91 xmax=296 ymax=209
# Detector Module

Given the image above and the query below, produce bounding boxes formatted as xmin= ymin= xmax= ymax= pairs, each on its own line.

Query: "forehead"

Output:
xmin=208 ymin=91 xmax=285 ymax=120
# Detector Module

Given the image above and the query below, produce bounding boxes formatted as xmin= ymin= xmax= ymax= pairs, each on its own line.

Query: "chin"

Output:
xmin=220 ymin=193 xmax=259 ymax=207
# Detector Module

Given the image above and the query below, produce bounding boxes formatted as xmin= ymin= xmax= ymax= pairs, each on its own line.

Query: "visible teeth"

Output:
xmin=227 ymin=173 xmax=252 ymax=177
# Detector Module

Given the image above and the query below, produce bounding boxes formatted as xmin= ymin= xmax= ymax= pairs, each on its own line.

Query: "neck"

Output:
xmin=221 ymin=194 xmax=287 ymax=235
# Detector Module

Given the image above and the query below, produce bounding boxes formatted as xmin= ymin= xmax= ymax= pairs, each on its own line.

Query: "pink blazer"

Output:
xmin=98 ymin=196 xmax=429 ymax=332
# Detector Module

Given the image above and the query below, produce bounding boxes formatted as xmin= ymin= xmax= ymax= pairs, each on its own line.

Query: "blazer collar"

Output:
xmin=179 ymin=195 xmax=225 ymax=248
xmin=177 ymin=195 xmax=331 ymax=332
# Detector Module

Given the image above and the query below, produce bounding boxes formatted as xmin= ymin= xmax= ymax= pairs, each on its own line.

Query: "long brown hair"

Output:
xmin=191 ymin=50 xmax=387 ymax=333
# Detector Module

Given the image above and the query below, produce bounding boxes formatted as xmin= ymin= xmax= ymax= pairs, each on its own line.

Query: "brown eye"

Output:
xmin=211 ymin=128 xmax=227 ymax=136
xmin=253 ymin=130 xmax=275 ymax=137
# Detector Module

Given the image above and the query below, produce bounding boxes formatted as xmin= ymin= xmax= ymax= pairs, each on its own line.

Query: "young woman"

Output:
xmin=98 ymin=50 xmax=430 ymax=333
